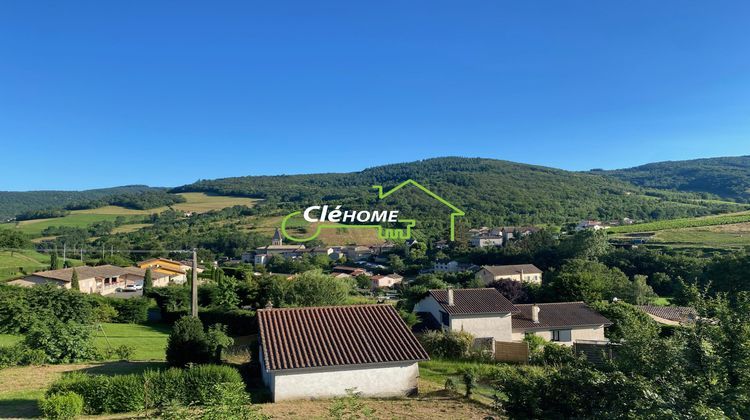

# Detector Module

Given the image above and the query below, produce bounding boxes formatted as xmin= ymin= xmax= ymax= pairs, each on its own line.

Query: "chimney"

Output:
xmin=520 ymin=268 xmax=525 ymax=281
xmin=447 ymin=289 xmax=454 ymax=306
xmin=531 ymin=304 xmax=540 ymax=323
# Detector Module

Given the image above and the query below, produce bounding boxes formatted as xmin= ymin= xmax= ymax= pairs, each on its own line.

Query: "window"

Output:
xmin=552 ymin=330 xmax=572 ymax=342
xmin=440 ymin=311 xmax=450 ymax=326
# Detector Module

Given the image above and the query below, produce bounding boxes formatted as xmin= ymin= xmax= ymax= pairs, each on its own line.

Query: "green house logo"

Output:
xmin=281 ymin=179 xmax=464 ymax=242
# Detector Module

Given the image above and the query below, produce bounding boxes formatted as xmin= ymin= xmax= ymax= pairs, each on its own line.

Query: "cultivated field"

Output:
xmin=242 ymin=215 xmax=384 ymax=246
xmin=608 ymin=210 xmax=750 ymax=234
xmin=0 ymin=193 xmax=258 ymax=238
xmin=637 ymin=222 xmax=750 ymax=249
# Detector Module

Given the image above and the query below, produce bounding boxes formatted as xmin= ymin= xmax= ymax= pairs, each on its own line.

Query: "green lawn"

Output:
xmin=93 ymin=322 xmax=171 ymax=361
xmin=0 ymin=250 xmax=51 ymax=281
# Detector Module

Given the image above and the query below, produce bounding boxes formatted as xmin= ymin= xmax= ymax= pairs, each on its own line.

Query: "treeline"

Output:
xmin=10 ymin=189 xmax=184 ymax=221
xmin=65 ymin=190 xmax=186 ymax=211
xmin=16 ymin=208 xmax=70 ymax=221
xmin=0 ymin=185 xmax=161 ymax=220
xmin=173 ymin=157 xmax=746 ymax=232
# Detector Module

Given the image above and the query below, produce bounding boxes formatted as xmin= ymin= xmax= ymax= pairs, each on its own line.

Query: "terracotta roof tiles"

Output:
xmin=258 ymin=305 xmax=428 ymax=371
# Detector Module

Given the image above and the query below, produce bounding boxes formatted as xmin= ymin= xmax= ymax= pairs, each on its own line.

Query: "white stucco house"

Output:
xmin=414 ymin=288 xmax=612 ymax=347
xmin=12 ymin=264 xmax=171 ymax=295
xmin=476 ymin=264 xmax=543 ymax=285
xmin=257 ymin=304 xmax=429 ymax=402
xmin=414 ymin=288 xmax=518 ymax=342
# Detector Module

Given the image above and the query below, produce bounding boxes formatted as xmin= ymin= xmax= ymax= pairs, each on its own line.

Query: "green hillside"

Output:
xmin=0 ymin=185 xmax=165 ymax=220
xmin=597 ymin=155 xmax=750 ymax=202
xmin=173 ymin=157 xmax=745 ymax=230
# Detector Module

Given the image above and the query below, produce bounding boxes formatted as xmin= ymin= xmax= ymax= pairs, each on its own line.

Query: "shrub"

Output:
xmin=200 ymin=382 xmax=266 ymax=420
xmin=21 ymin=347 xmax=47 ymax=365
xmin=24 ymin=320 xmax=95 ymax=364
xmin=110 ymin=298 xmax=150 ymax=323
xmin=166 ymin=316 xmax=211 ymax=367
xmin=184 ymin=364 xmax=244 ymax=405
xmin=113 ymin=344 xmax=135 ymax=361
xmin=199 ymin=308 xmax=257 ymax=336
xmin=419 ymin=330 xmax=474 ymax=359
xmin=0 ymin=344 xmax=23 ymax=368
xmin=47 ymin=365 xmax=244 ymax=414
xmin=93 ymin=303 xmax=118 ymax=322
xmin=144 ymin=368 xmax=186 ymax=408
xmin=48 ymin=372 xmax=111 ymax=414
xmin=206 ymin=324 xmax=234 ymax=362
xmin=38 ymin=391 xmax=84 ymax=420
xmin=103 ymin=374 xmax=144 ymax=413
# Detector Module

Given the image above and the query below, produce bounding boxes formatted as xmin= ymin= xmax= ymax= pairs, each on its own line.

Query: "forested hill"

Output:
xmin=0 ymin=185 xmax=164 ymax=220
xmin=597 ymin=155 xmax=750 ymax=202
xmin=173 ymin=157 xmax=743 ymax=227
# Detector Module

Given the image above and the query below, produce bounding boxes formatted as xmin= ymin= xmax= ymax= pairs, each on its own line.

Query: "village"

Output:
xmin=1 ymin=218 xmax=701 ymax=413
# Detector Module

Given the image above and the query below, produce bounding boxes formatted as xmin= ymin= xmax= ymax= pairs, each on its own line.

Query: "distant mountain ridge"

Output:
xmin=596 ymin=155 xmax=750 ymax=202
xmin=4 ymin=156 xmax=749 ymax=227
xmin=171 ymin=157 xmax=744 ymax=228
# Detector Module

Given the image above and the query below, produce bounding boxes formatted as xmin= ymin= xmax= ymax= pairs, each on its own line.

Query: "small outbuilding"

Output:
xmin=257 ymin=304 xmax=429 ymax=401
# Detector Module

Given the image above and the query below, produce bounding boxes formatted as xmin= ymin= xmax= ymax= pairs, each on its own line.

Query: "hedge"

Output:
xmin=38 ymin=391 xmax=84 ymax=420
xmin=199 ymin=308 xmax=257 ymax=336
xmin=47 ymin=364 xmax=244 ymax=414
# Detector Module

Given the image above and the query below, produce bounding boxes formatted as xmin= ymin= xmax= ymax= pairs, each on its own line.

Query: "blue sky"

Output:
xmin=1 ymin=1 xmax=749 ymax=191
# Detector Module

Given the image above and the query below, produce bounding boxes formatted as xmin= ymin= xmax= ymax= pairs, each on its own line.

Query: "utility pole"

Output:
xmin=62 ymin=243 xmax=66 ymax=266
xmin=191 ymin=249 xmax=198 ymax=317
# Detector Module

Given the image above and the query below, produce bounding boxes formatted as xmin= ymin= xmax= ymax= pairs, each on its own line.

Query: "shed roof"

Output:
xmin=258 ymin=305 xmax=428 ymax=371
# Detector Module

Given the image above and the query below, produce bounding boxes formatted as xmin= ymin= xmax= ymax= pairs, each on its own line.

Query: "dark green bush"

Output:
xmin=0 ymin=285 xmax=94 ymax=334
xmin=166 ymin=316 xmax=211 ymax=367
xmin=113 ymin=344 xmax=135 ymax=361
xmin=418 ymin=330 xmax=474 ymax=359
xmin=199 ymin=308 xmax=257 ymax=336
xmin=184 ymin=364 xmax=244 ymax=404
xmin=103 ymin=374 xmax=144 ymax=413
xmin=38 ymin=391 xmax=84 ymax=420
xmin=143 ymin=368 xmax=186 ymax=408
xmin=48 ymin=365 xmax=244 ymax=414
xmin=48 ymin=372 xmax=110 ymax=414
xmin=24 ymin=320 xmax=95 ymax=364
xmin=110 ymin=298 xmax=150 ymax=323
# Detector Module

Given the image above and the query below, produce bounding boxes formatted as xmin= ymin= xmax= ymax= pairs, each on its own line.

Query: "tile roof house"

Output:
xmin=476 ymin=264 xmax=543 ymax=285
xmin=637 ymin=305 xmax=697 ymax=325
xmin=370 ymin=273 xmax=403 ymax=289
xmin=414 ymin=289 xmax=612 ymax=347
xmin=14 ymin=264 xmax=170 ymax=295
xmin=511 ymin=302 xmax=612 ymax=345
xmin=414 ymin=288 xmax=518 ymax=341
xmin=257 ymin=305 xmax=428 ymax=401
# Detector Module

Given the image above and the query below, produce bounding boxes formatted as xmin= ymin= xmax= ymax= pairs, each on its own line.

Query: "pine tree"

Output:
xmin=143 ymin=267 xmax=153 ymax=289
xmin=50 ymin=253 xmax=60 ymax=270
xmin=70 ymin=269 xmax=79 ymax=292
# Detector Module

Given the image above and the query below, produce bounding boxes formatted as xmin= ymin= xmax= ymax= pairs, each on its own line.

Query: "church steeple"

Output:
xmin=272 ymin=227 xmax=283 ymax=246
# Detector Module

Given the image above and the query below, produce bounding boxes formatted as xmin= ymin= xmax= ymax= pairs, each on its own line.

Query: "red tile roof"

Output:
xmin=512 ymin=302 xmax=612 ymax=330
xmin=258 ymin=305 xmax=429 ymax=371
xmin=428 ymin=288 xmax=518 ymax=315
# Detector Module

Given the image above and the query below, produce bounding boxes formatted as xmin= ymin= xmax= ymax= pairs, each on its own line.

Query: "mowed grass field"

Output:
xmin=643 ymin=222 xmax=750 ymax=249
xmin=93 ymin=322 xmax=171 ymax=361
xmin=0 ymin=193 xmax=259 ymax=237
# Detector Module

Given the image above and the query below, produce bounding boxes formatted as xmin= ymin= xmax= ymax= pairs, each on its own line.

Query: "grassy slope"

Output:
xmin=0 ymin=250 xmax=51 ymax=281
xmin=0 ymin=193 xmax=258 ymax=237
xmin=608 ymin=210 xmax=750 ymax=234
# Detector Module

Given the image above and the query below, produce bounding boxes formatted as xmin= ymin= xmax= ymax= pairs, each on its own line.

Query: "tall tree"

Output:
xmin=70 ymin=269 xmax=79 ymax=292
xmin=143 ymin=267 xmax=153 ymax=289
xmin=50 ymin=253 xmax=60 ymax=270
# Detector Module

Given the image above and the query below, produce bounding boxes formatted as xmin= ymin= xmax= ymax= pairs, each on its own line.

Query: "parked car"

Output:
xmin=123 ymin=284 xmax=137 ymax=292
xmin=134 ymin=283 xmax=144 ymax=290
